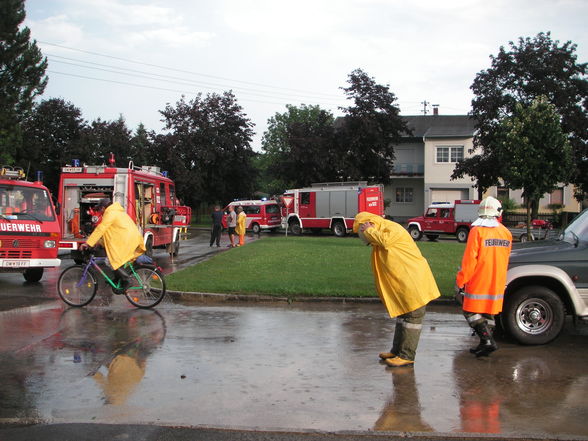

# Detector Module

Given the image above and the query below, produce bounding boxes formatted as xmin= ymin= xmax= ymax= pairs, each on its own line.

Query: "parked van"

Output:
xmin=222 ymin=200 xmax=281 ymax=233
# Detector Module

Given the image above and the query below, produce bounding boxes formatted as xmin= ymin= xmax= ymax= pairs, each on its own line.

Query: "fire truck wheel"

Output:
xmin=251 ymin=223 xmax=261 ymax=234
xmin=408 ymin=226 xmax=423 ymax=241
xmin=332 ymin=222 xmax=347 ymax=237
xmin=456 ymin=227 xmax=469 ymax=243
xmin=289 ymin=220 xmax=302 ymax=235
xmin=23 ymin=268 xmax=44 ymax=283
xmin=145 ymin=237 xmax=154 ymax=257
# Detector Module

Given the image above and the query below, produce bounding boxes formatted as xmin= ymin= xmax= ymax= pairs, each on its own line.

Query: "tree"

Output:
xmin=336 ymin=69 xmax=410 ymax=184
xmin=451 ymin=154 xmax=500 ymax=200
xmin=19 ymin=98 xmax=87 ymax=194
xmin=82 ymin=116 xmax=133 ymax=166
xmin=261 ymin=104 xmax=338 ymax=193
xmin=496 ymin=98 xmax=573 ymax=237
xmin=466 ymin=32 xmax=588 ymax=200
xmin=129 ymin=123 xmax=157 ymax=167
xmin=159 ymin=92 xmax=256 ymax=206
xmin=0 ymin=0 xmax=48 ymax=163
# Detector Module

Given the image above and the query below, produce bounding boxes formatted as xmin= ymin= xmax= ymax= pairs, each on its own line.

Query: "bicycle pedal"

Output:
xmin=111 ymin=287 xmax=126 ymax=295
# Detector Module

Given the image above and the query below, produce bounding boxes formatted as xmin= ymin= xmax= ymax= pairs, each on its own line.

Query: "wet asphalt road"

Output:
xmin=0 ymin=230 xmax=587 ymax=440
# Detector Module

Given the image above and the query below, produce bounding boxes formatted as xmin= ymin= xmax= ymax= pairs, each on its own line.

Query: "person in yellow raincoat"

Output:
xmin=80 ymin=199 xmax=146 ymax=290
xmin=353 ymin=212 xmax=440 ymax=367
xmin=235 ymin=205 xmax=247 ymax=247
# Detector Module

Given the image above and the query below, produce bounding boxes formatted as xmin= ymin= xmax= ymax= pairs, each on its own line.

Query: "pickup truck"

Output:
xmin=500 ymin=208 xmax=588 ymax=344
xmin=407 ymin=200 xmax=480 ymax=243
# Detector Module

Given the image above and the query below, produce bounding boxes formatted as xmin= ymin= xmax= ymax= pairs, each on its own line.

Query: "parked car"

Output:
xmin=499 ymin=209 xmax=588 ymax=345
xmin=221 ymin=200 xmax=281 ymax=234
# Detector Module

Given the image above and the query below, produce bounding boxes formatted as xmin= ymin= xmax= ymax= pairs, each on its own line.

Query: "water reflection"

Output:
xmin=374 ymin=367 xmax=433 ymax=432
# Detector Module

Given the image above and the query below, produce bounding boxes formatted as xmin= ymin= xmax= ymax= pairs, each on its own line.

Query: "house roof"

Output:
xmin=402 ymin=115 xmax=477 ymax=139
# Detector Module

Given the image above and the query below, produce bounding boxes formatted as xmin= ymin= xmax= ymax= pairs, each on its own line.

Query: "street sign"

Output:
xmin=282 ymin=196 xmax=294 ymax=208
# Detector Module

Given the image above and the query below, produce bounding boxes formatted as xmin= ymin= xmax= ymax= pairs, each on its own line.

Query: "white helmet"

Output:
xmin=478 ymin=196 xmax=502 ymax=218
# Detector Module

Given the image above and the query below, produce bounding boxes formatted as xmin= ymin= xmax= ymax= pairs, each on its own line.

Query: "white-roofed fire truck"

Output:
xmin=280 ymin=181 xmax=385 ymax=236
xmin=57 ymin=155 xmax=191 ymax=257
xmin=0 ymin=166 xmax=61 ymax=282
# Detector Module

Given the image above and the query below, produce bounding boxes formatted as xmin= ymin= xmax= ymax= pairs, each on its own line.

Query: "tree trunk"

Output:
xmin=531 ymin=198 xmax=539 ymax=220
xmin=526 ymin=199 xmax=532 ymax=241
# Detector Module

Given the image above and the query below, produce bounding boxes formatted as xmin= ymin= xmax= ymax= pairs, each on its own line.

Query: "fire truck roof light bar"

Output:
xmin=0 ymin=166 xmax=26 ymax=180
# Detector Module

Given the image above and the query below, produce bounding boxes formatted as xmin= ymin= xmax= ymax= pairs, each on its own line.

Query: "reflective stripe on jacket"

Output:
xmin=456 ymin=224 xmax=512 ymax=315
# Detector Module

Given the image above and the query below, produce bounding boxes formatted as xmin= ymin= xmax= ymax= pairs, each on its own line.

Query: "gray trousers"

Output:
xmin=463 ymin=311 xmax=495 ymax=330
xmin=390 ymin=306 xmax=426 ymax=361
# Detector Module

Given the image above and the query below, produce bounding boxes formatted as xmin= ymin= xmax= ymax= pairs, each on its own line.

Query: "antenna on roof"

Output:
xmin=421 ymin=100 xmax=429 ymax=115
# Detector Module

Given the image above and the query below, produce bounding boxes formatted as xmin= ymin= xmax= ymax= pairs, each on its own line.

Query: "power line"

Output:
xmin=40 ymin=41 xmax=344 ymax=100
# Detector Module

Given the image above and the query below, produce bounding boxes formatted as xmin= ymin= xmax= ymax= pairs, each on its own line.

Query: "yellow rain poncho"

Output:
xmin=235 ymin=211 xmax=246 ymax=236
xmin=353 ymin=212 xmax=440 ymax=317
xmin=86 ymin=202 xmax=146 ymax=270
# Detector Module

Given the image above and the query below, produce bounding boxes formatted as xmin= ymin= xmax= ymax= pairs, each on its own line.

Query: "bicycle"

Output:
xmin=58 ymin=248 xmax=166 ymax=309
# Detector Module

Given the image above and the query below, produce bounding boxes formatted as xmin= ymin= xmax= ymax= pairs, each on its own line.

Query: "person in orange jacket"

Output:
xmin=456 ymin=196 xmax=512 ymax=357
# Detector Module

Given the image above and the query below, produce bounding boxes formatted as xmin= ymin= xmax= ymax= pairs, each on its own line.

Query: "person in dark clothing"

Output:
xmin=210 ymin=205 xmax=223 ymax=247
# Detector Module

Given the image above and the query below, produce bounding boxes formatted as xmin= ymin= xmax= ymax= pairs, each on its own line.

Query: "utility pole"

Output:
xmin=421 ymin=100 xmax=429 ymax=115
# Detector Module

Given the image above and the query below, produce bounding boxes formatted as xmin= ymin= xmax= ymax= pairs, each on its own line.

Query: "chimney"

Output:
xmin=432 ymin=104 xmax=439 ymax=116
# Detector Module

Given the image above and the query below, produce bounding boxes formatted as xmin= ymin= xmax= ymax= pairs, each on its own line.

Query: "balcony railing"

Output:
xmin=392 ymin=163 xmax=424 ymax=176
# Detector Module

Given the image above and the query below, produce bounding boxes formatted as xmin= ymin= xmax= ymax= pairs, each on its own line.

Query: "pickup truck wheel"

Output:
xmin=456 ymin=227 xmax=469 ymax=243
xmin=23 ymin=267 xmax=44 ymax=282
xmin=251 ymin=223 xmax=261 ymax=234
xmin=332 ymin=222 xmax=346 ymax=237
xmin=289 ymin=220 xmax=302 ymax=236
xmin=503 ymin=285 xmax=565 ymax=345
xmin=426 ymin=234 xmax=439 ymax=241
xmin=409 ymin=226 xmax=422 ymax=241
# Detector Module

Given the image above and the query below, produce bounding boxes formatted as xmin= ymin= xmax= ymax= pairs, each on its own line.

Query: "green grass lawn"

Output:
xmin=167 ymin=236 xmax=465 ymax=299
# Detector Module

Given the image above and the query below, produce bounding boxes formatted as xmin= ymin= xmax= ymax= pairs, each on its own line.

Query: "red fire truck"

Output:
xmin=57 ymin=156 xmax=191 ymax=257
xmin=0 ymin=166 xmax=61 ymax=282
xmin=281 ymin=182 xmax=384 ymax=236
xmin=407 ymin=200 xmax=481 ymax=242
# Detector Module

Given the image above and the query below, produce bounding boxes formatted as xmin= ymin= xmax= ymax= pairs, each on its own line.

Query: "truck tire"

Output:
xmin=332 ymin=221 xmax=346 ymax=237
xmin=409 ymin=226 xmax=422 ymax=241
xmin=426 ymin=234 xmax=439 ymax=241
xmin=503 ymin=285 xmax=565 ymax=345
xmin=289 ymin=220 xmax=302 ymax=236
xmin=23 ymin=267 xmax=44 ymax=282
xmin=251 ymin=223 xmax=261 ymax=234
xmin=456 ymin=227 xmax=469 ymax=243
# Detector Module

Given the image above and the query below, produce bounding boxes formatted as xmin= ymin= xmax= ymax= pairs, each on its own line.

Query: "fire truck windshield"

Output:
xmin=0 ymin=185 xmax=55 ymax=221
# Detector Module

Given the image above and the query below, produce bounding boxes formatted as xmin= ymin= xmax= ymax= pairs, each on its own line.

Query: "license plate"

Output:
xmin=2 ymin=260 xmax=30 ymax=268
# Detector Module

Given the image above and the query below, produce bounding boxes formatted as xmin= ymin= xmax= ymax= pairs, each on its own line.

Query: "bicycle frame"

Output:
xmin=77 ymin=256 xmax=139 ymax=291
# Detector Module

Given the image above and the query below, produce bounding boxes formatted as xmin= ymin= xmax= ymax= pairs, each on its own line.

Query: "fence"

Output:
xmin=503 ymin=211 xmax=579 ymax=228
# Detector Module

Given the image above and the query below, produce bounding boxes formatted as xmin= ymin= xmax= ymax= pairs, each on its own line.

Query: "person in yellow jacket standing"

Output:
xmin=235 ymin=205 xmax=247 ymax=246
xmin=456 ymin=196 xmax=512 ymax=357
xmin=353 ymin=212 xmax=440 ymax=367
xmin=80 ymin=199 xmax=146 ymax=290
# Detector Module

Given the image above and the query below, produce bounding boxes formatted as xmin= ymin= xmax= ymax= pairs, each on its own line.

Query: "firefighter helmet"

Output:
xmin=478 ymin=196 xmax=502 ymax=218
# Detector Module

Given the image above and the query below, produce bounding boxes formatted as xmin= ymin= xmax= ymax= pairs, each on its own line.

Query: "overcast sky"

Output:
xmin=25 ymin=0 xmax=588 ymax=150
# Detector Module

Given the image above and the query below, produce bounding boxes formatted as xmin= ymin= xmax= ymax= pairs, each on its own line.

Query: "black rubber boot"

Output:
xmin=114 ymin=267 xmax=132 ymax=291
xmin=472 ymin=322 xmax=497 ymax=357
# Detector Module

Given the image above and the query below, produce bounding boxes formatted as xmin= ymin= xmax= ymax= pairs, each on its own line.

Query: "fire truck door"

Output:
xmin=114 ymin=173 xmax=128 ymax=209
xmin=298 ymin=192 xmax=314 ymax=217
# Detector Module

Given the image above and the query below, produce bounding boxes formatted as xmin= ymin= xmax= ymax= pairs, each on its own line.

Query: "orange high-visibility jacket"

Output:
xmin=456 ymin=224 xmax=512 ymax=315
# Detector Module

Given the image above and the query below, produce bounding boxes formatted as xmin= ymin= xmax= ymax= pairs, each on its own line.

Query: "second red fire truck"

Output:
xmin=281 ymin=182 xmax=384 ymax=236
xmin=57 ymin=156 xmax=191 ymax=257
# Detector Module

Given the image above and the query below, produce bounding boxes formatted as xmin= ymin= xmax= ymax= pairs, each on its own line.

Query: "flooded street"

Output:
xmin=0 ymin=231 xmax=587 ymax=439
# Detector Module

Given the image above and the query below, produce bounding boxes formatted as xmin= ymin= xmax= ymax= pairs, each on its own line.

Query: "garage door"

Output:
xmin=431 ymin=189 xmax=469 ymax=203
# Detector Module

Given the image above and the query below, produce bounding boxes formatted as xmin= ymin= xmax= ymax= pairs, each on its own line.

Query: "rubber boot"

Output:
xmin=114 ymin=267 xmax=132 ymax=291
xmin=472 ymin=322 xmax=497 ymax=357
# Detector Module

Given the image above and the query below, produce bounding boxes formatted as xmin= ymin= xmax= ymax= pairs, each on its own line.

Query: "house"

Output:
xmin=386 ymin=114 xmax=581 ymax=222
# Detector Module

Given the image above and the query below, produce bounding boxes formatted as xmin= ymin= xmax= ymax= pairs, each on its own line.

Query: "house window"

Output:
xmin=497 ymin=187 xmax=509 ymax=200
xmin=395 ymin=187 xmax=413 ymax=203
xmin=436 ymin=146 xmax=464 ymax=163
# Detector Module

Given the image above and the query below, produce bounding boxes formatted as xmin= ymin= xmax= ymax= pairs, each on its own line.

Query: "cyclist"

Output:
xmin=80 ymin=199 xmax=146 ymax=290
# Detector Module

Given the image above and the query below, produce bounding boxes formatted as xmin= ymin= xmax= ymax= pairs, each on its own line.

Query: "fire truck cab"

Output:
xmin=0 ymin=166 xmax=61 ymax=282
xmin=281 ymin=182 xmax=384 ymax=237
xmin=57 ymin=158 xmax=191 ymax=257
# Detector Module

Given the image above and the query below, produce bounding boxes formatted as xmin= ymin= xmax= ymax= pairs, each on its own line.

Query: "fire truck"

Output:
xmin=0 ymin=166 xmax=61 ymax=282
xmin=407 ymin=200 xmax=481 ymax=242
xmin=57 ymin=156 xmax=191 ymax=257
xmin=281 ymin=182 xmax=384 ymax=236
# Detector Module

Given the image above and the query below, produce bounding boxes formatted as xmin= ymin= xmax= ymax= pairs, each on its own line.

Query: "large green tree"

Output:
xmin=19 ymin=98 xmax=87 ymax=194
xmin=0 ymin=0 xmax=47 ymax=163
xmin=82 ymin=116 xmax=133 ymax=166
xmin=497 ymin=98 xmax=573 ymax=236
xmin=336 ymin=69 xmax=410 ymax=184
xmin=464 ymin=32 xmax=588 ymax=201
xmin=261 ymin=104 xmax=338 ymax=194
xmin=159 ymin=92 xmax=257 ymax=206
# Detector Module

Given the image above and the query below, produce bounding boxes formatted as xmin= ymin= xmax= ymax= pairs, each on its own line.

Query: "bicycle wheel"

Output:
xmin=125 ymin=266 xmax=166 ymax=308
xmin=58 ymin=265 xmax=98 ymax=307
